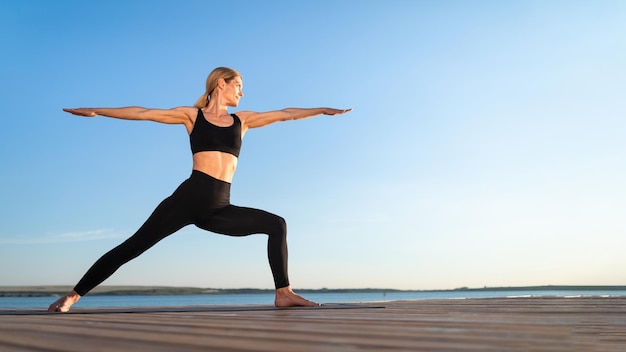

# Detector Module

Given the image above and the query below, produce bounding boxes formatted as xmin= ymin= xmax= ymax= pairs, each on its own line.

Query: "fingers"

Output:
xmin=63 ymin=108 xmax=96 ymax=117
xmin=325 ymin=108 xmax=352 ymax=116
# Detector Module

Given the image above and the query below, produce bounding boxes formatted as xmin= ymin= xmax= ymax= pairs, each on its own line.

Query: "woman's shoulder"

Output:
xmin=169 ymin=106 xmax=200 ymax=120
xmin=173 ymin=106 xmax=199 ymax=114
xmin=232 ymin=110 xmax=258 ymax=120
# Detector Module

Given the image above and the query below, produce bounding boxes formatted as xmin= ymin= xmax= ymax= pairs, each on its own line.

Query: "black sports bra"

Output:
xmin=189 ymin=109 xmax=242 ymax=157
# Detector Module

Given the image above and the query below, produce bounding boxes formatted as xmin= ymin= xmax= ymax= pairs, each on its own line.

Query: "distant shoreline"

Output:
xmin=1 ymin=285 xmax=625 ymax=297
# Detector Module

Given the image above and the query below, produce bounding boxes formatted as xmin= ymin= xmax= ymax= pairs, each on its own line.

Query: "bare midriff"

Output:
xmin=192 ymin=151 xmax=238 ymax=183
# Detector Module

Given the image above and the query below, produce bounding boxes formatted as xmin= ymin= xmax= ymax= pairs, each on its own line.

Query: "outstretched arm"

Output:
xmin=238 ymin=107 xmax=351 ymax=130
xmin=63 ymin=106 xmax=195 ymax=130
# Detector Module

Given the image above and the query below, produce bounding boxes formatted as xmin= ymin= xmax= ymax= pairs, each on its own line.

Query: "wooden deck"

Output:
xmin=1 ymin=297 xmax=625 ymax=351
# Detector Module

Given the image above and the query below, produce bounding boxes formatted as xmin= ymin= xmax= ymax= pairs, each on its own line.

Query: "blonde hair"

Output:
xmin=194 ymin=67 xmax=241 ymax=108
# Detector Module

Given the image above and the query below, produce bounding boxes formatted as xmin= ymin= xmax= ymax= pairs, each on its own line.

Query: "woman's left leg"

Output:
xmin=197 ymin=205 xmax=289 ymax=288
xmin=197 ymin=205 xmax=318 ymax=307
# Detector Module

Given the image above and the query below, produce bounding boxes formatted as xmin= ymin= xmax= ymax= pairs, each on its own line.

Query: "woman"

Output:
xmin=49 ymin=67 xmax=351 ymax=312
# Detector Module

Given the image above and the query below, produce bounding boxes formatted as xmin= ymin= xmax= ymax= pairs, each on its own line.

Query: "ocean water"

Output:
xmin=2 ymin=289 xmax=626 ymax=309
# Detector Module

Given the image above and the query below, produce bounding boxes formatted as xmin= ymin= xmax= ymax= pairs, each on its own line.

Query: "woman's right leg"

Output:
xmin=72 ymin=195 xmax=192 ymax=296
xmin=49 ymin=180 xmax=196 ymax=312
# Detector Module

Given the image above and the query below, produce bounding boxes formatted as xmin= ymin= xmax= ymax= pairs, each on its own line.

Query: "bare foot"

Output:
xmin=275 ymin=286 xmax=319 ymax=307
xmin=48 ymin=290 xmax=81 ymax=312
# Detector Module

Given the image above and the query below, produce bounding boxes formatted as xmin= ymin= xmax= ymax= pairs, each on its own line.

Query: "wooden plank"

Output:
xmin=1 ymin=297 xmax=625 ymax=351
xmin=0 ymin=303 xmax=384 ymax=315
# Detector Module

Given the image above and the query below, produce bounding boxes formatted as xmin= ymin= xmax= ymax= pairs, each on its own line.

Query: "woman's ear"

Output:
xmin=217 ymin=78 xmax=226 ymax=90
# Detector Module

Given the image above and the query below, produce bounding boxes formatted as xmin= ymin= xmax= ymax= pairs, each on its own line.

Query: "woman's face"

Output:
xmin=223 ymin=76 xmax=244 ymax=107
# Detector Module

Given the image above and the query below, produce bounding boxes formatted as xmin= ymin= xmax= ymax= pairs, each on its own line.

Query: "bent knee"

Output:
xmin=270 ymin=215 xmax=287 ymax=237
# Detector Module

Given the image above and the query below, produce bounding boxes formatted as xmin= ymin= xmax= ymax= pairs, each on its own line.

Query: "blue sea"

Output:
xmin=2 ymin=289 xmax=626 ymax=309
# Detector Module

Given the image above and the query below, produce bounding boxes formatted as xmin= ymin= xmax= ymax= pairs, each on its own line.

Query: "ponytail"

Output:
xmin=194 ymin=92 xmax=209 ymax=109
xmin=194 ymin=67 xmax=240 ymax=109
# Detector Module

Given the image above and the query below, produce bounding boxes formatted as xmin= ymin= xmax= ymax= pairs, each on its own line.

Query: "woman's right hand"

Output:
xmin=63 ymin=108 xmax=97 ymax=117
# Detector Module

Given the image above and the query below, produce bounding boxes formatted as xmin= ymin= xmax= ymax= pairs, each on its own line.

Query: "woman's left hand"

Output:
xmin=323 ymin=108 xmax=352 ymax=116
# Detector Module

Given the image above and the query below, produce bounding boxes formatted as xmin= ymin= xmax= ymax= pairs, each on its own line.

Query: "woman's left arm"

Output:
xmin=238 ymin=107 xmax=351 ymax=130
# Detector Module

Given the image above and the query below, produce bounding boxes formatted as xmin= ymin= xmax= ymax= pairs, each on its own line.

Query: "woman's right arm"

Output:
xmin=63 ymin=106 xmax=195 ymax=129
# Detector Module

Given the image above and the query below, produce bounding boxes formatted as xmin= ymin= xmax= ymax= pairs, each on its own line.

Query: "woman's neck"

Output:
xmin=204 ymin=98 xmax=230 ymax=117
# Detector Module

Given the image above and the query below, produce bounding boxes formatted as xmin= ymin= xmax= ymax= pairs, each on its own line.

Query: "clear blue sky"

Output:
xmin=1 ymin=0 xmax=625 ymax=290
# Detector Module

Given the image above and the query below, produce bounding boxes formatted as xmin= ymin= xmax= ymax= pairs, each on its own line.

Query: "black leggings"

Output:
xmin=73 ymin=170 xmax=289 ymax=296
